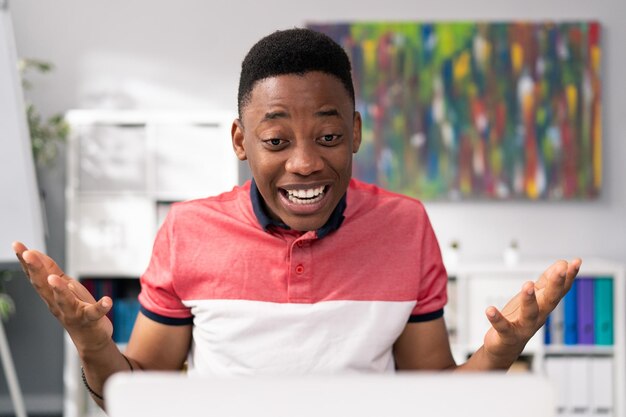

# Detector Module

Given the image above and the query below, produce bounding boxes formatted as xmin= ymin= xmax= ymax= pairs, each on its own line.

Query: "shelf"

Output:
xmin=64 ymin=110 xmax=240 ymax=417
xmin=449 ymin=261 xmax=624 ymax=417
xmin=544 ymin=344 xmax=614 ymax=356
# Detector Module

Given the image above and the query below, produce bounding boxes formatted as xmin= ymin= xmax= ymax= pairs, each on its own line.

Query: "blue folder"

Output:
xmin=544 ymin=314 xmax=552 ymax=345
xmin=563 ymin=280 xmax=578 ymax=345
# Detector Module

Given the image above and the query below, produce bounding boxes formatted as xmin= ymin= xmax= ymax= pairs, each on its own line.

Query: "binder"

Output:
xmin=567 ymin=357 xmax=591 ymax=416
xmin=544 ymin=314 xmax=551 ymax=345
xmin=544 ymin=356 xmax=569 ymax=415
xmin=590 ymin=356 xmax=613 ymax=416
xmin=550 ymin=301 xmax=565 ymax=345
xmin=577 ymin=278 xmax=595 ymax=344
xmin=594 ymin=278 xmax=614 ymax=345
xmin=563 ymin=280 xmax=578 ymax=345
xmin=112 ymin=298 xmax=140 ymax=344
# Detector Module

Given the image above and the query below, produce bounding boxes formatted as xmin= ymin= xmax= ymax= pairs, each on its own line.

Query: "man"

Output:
xmin=13 ymin=28 xmax=580 ymax=409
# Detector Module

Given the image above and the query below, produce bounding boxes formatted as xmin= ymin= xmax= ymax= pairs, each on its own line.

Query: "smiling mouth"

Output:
xmin=280 ymin=185 xmax=328 ymax=205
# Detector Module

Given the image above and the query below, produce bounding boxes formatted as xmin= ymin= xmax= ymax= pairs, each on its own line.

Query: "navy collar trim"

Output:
xmin=250 ymin=179 xmax=346 ymax=239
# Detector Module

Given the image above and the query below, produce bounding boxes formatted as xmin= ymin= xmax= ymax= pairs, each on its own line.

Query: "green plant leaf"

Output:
xmin=19 ymin=58 xmax=70 ymax=167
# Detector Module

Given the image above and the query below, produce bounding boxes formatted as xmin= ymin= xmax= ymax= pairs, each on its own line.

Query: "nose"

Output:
xmin=285 ymin=142 xmax=324 ymax=176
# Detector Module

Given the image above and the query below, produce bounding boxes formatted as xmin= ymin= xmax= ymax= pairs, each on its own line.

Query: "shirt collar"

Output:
xmin=250 ymin=178 xmax=346 ymax=239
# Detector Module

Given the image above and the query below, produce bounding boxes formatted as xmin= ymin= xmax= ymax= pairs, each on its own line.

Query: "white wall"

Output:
xmin=4 ymin=0 xmax=625 ymax=411
xmin=11 ymin=0 xmax=626 ymax=265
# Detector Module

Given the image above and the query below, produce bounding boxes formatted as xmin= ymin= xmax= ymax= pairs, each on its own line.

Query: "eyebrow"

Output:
xmin=315 ymin=109 xmax=342 ymax=119
xmin=261 ymin=108 xmax=343 ymax=122
xmin=263 ymin=111 xmax=289 ymax=121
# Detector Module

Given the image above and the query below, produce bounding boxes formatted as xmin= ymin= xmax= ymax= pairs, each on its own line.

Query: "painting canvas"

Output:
xmin=307 ymin=22 xmax=602 ymax=200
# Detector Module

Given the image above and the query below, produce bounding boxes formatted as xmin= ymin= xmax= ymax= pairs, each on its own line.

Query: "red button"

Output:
xmin=295 ymin=265 xmax=304 ymax=274
xmin=296 ymin=241 xmax=304 ymax=247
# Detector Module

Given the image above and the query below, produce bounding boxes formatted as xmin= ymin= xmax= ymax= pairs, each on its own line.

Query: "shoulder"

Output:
xmin=165 ymin=182 xmax=252 ymax=225
xmin=347 ymin=178 xmax=428 ymax=217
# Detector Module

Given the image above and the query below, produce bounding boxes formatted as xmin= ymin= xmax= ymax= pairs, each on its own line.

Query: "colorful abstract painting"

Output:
xmin=307 ymin=22 xmax=602 ymax=200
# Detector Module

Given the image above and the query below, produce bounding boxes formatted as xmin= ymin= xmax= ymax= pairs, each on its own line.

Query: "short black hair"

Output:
xmin=237 ymin=28 xmax=355 ymax=117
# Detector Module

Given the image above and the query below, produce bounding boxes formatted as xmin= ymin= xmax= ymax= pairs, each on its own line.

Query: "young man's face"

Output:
xmin=232 ymin=71 xmax=362 ymax=232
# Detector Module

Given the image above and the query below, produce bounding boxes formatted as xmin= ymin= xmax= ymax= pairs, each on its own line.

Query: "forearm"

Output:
xmin=454 ymin=344 xmax=524 ymax=372
xmin=78 ymin=339 xmax=136 ymax=409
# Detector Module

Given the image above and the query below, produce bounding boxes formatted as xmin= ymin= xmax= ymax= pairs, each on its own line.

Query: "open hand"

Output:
xmin=12 ymin=241 xmax=113 ymax=351
xmin=483 ymin=258 xmax=581 ymax=362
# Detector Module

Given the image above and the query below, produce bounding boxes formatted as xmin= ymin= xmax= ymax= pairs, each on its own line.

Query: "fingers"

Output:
xmin=48 ymin=274 xmax=76 ymax=318
xmin=14 ymin=241 xmax=111 ymax=335
xmin=518 ymin=281 xmax=539 ymax=327
xmin=564 ymin=258 xmax=582 ymax=292
xmin=12 ymin=241 xmax=27 ymax=252
xmin=541 ymin=258 xmax=581 ymax=310
xmin=20 ymin=250 xmax=56 ymax=303
xmin=487 ymin=281 xmax=539 ymax=339
xmin=542 ymin=265 xmax=567 ymax=307
xmin=13 ymin=241 xmax=74 ymax=307
xmin=13 ymin=241 xmax=67 ymax=281
xmin=84 ymin=296 xmax=112 ymax=322
xmin=67 ymin=281 xmax=98 ymax=304
xmin=22 ymin=249 xmax=66 ymax=281
xmin=486 ymin=306 xmax=513 ymax=337
xmin=48 ymin=275 xmax=112 ymax=323
xmin=484 ymin=258 xmax=582 ymax=357
xmin=12 ymin=241 xmax=32 ymax=280
xmin=534 ymin=260 xmax=566 ymax=290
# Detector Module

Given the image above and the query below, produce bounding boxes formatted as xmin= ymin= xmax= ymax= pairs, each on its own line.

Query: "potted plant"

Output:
xmin=19 ymin=58 xmax=69 ymax=167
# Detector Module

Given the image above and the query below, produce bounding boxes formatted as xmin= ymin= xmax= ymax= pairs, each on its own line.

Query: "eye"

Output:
xmin=317 ymin=134 xmax=342 ymax=146
xmin=262 ymin=138 xmax=288 ymax=149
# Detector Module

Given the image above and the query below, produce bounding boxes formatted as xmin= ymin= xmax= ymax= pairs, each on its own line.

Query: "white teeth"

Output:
xmin=285 ymin=186 xmax=325 ymax=204
xmin=286 ymin=186 xmax=324 ymax=199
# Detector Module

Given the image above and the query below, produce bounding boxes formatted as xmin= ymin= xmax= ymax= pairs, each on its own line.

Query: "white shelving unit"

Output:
xmin=445 ymin=259 xmax=624 ymax=417
xmin=63 ymin=110 xmax=239 ymax=417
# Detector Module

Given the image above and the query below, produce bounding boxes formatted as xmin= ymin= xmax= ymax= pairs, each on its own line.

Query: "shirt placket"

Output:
xmin=287 ymin=232 xmax=315 ymax=303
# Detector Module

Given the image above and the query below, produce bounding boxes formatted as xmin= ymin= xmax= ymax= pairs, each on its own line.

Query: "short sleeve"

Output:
xmin=138 ymin=208 xmax=193 ymax=325
xmin=409 ymin=211 xmax=448 ymax=322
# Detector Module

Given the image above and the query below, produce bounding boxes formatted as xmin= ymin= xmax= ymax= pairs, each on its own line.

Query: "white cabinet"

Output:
xmin=152 ymin=122 xmax=237 ymax=201
xmin=445 ymin=260 xmax=625 ymax=417
xmin=71 ymin=196 xmax=155 ymax=277
xmin=63 ymin=110 xmax=239 ymax=417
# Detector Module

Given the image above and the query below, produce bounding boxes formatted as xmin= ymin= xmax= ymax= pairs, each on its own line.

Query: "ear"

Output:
xmin=352 ymin=111 xmax=362 ymax=154
xmin=231 ymin=119 xmax=247 ymax=161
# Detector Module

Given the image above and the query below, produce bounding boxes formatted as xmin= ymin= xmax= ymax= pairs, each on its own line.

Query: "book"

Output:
xmin=577 ymin=278 xmax=595 ymax=344
xmin=567 ymin=357 xmax=591 ymax=415
xmin=113 ymin=298 xmax=140 ymax=344
xmin=544 ymin=356 xmax=569 ymax=415
xmin=563 ymin=280 xmax=578 ymax=345
xmin=594 ymin=277 xmax=614 ymax=345
xmin=549 ymin=301 xmax=565 ymax=345
xmin=590 ymin=356 xmax=614 ymax=416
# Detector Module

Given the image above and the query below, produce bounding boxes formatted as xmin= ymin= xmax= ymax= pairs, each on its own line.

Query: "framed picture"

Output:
xmin=308 ymin=21 xmax=602 ymax=200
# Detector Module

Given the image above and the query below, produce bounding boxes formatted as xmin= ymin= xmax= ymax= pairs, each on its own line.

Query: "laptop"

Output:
xmin=105 ymin=371 xmax=555 ymax=417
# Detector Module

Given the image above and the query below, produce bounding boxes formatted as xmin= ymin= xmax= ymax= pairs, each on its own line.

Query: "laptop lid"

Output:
xmin=105 ymin=371 xmax=555 ymax=417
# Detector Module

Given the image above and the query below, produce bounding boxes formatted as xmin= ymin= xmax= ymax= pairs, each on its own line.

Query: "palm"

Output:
xmin=483 ymin=286 xmax=544 ymax=356
xmin=13 ymin=241 xmax=114 ymax=346
xmin=64 ymin=279 xmax=114 ymax=340
xmin=482 ymin=259 xmax=580 ymax=361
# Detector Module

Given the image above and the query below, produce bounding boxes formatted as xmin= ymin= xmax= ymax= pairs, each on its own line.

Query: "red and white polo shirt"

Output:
xmin=138 ymin=178 xmax=448 ymax=376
